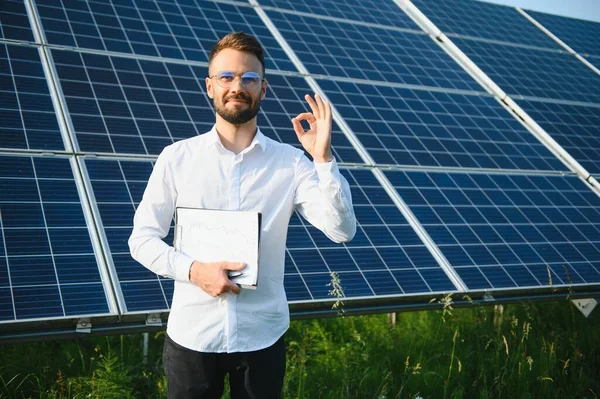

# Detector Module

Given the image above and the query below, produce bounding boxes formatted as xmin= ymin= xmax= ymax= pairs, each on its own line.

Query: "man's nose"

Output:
xmin=229 ymin=76 xmax=245 ymax=92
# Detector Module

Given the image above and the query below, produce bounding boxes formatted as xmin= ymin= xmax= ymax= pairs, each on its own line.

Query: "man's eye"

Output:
xmin=219 ymin=75 xmax=234 ymax=82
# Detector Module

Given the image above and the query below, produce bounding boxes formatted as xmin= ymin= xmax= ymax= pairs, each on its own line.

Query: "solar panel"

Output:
xmin=0 ymin=0 xmax=34 ymax=43
xmin=265 ymin=9 xmax=481 ymax=91
xmin=286 ymin=168 xmax=457 ymax=301
xmin=50 ymin=48 xmax=363 ymax=162
xmin=386 ymin=170 xmax=600 ymax=291
xmin=82 ymin=158 xmax=458 ymax=312
xmin=0 ymin=154 xmax=114 ymax=323
xmin=256 ymin=0 xmax=419 ymax=30
xmin=517 ymin=99 xmax=600 ymax=175
xmin=34 ymin=0 xmax=296 ymax=71
xmin=411 ymin=0 xmax=559 ymax=50
xmin=525 ymin=10 xmax=600 ymax=58
xmin=316 ymin=79 xmax=566 ymax=171
xmin=81 ymin=158 xmax=174 ymax=312
xmin=0 ymin=43 xmax=65 ymax=152
xmin=452 ymin=37 xmax=600 ymax=104
xmin=4 ymin=0 xmax=600 ymax=337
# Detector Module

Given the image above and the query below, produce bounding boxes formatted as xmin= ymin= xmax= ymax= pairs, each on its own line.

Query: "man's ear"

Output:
xmin=260 ymin=79 xmax=267 ymax=101
xmin=206 ymin=76 xmax=214 ymax=99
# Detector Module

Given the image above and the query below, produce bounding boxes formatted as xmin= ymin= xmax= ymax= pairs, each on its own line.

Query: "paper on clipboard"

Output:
xmin=174 ymin=207 xmax=261 ymax=289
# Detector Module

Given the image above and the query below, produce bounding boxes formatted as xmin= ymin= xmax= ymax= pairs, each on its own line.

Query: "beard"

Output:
xmin=214 ymin=93 xmax=261 ymax=125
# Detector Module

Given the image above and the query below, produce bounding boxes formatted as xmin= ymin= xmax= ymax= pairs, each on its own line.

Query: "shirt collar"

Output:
xmin=206 ymin=125 xmax=267 ymax=152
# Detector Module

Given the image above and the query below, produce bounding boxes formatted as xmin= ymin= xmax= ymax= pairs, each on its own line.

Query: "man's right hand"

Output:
xmin=189 ymin=260 xmax=246 ymax=296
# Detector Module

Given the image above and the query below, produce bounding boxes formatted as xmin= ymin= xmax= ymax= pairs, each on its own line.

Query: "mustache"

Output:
xmin=225 ymin=93 xmax=251 ymax=103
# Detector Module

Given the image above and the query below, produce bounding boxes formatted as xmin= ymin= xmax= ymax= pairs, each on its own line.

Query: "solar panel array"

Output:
xmin=1 ymin=0 xmax=600 ymax=336
xmin=0 ymin=154 xmax=113 ymax=322
xmin=411 ymin=0 xmax=559 ymax=49
xmin=412 ymin=0 xmax=600 ymax=179
xmin=525 ymin=10 xmax=600 ymax=59
xmin=386 ymin=170 xmax=600 ymax=290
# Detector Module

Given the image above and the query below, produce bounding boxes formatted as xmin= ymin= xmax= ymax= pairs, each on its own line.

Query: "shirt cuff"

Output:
xmin=314 ymin=157 xmax=340 ymax=187
xmin=174 ymin=252 xmax=196 ymax=282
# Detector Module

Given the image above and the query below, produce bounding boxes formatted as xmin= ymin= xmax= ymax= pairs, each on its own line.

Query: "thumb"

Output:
xmin=224 ymin=261 xmax=246 ymax=271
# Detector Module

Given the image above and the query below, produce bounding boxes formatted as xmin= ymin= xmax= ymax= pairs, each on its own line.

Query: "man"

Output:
xmin=129 ymin=31 xmax=356 ymax=398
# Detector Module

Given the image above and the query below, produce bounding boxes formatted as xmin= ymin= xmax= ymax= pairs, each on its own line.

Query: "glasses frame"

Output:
xmin=208 ymin=71 xmax=265 ymax=90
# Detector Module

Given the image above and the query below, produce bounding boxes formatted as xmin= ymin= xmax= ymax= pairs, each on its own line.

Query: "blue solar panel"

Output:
xmin=257 ymin=0 xmax=419 ymax=30
xmin=265 ymin=9 xmax=481 ymax=91
xmin=83 ymin=158 xmax=174 ymax=312
xmin=0 ymin=0 xmax=34 ymax=42
xmin=50 ymin=48 xmax=362 ymax=162
xmin=0 ymin=154 xmax=112 ymax=322
xmin=453 ymin=37 xmax=600 ymax=104
xmin=517 ymin=100 xmax=600 ymax=175
xmin=286 ymin=168 xmax=456 ymax=301
xmin=386 ymin=170 xmax=600 ymax=291
xmin=35 ymin=0 xmax=296 ymax=71
xmin=412 ymin=0 xmax=559 ymax=50
xmin=526 ymin=10 xmax=600 ymax=58
xmin=316 ymin=79 xmax=566 ymax=171
xmin=0 ymin=43 xmax=65 ymax=151
xmin=5 ymin=0 xmax=600 ymax=332
xmin=83 ymin=158 xmax=457 ymax=312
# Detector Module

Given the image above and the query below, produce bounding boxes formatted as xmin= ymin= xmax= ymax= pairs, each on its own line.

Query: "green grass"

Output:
xmin=1 ymin=300 xmax=599 ymax=398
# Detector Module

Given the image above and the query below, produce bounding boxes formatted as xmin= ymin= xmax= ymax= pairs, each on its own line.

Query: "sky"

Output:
xmin=481 ymin=0 xmax=600 ymax=22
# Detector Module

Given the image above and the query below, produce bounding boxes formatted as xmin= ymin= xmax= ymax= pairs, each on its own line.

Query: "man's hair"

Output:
xmin=208 ymin=31 xmax=265 ymax=75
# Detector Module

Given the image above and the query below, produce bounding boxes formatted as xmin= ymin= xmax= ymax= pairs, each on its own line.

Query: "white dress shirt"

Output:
xmin=129 ymin=126 xmax=356 ymax=353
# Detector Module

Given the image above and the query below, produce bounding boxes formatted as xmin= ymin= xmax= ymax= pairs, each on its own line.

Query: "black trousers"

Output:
xmin=163 ymin=334 xmax=286 ymax=399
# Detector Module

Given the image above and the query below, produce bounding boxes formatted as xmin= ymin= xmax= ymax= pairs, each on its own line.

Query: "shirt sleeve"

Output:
xmin=128 ymin=146 xmax=195 ymax=282
xmin=293 ymin=155 xmax=356 ymax=243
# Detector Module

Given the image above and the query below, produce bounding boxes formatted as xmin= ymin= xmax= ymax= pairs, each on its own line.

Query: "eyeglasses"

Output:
xmin=209 ymin=71 xmax=264 ymax=90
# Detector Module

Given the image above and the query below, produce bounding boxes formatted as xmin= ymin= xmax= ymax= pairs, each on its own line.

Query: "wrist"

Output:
xmin=313 ymin=154 xmax=333 ymax=163
xmin=189 ymin=260 xmax=201 ymax=282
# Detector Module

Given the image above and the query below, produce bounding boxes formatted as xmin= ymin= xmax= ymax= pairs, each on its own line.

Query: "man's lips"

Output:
xmin=225 ymin=95 xmax=249 ymax=104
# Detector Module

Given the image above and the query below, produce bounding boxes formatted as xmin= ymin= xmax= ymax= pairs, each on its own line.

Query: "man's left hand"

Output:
xmin=292 ymin=93 xmax=333 ymax=163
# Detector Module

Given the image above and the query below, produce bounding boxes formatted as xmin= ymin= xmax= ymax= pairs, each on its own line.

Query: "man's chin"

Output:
xmin=218 ymin=111 xmax=256 ymax=125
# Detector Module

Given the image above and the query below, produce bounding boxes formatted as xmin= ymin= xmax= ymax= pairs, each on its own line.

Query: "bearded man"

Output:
xmin=129 ymin=31 xmax=356 ymax=399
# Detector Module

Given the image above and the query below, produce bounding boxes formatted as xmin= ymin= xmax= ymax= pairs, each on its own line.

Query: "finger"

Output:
xmin=223 ymin=261 xmax=245 ymax=271
xmin=225 ymin=280 xmax=241 ymax=295
xmin=292 ymin=117 xmax=305 ymax=140
xmin=324 ymin=98 xmax=332 ymax=125
xmin=315 ymin=93 xmax=325 ymax=120
xmin=304 ymin=94 xmax=320 ymax=119
xmin=294 ymin=113 xmax=317 ymax=127
xmin=294 ymin=112 xmax=315 ymax=122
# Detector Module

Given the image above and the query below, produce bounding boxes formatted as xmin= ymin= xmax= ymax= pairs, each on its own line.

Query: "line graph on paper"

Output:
xmin=175 ymin=208 xmax=260 ymax=287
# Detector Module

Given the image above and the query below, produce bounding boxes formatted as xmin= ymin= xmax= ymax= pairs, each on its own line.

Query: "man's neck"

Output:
xmin=214 ymin=116 xmax=257 ymax=154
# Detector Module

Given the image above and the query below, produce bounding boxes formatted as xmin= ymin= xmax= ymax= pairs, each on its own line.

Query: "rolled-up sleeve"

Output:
xmin=128 ymin=146 xmax=194 ymax=282
xmin=293 ymin=155 xmax=356 ymax=243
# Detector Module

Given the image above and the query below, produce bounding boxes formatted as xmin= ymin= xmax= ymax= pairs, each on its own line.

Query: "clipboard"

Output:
xmin=174 ymin=207 xmax=262 ymax=289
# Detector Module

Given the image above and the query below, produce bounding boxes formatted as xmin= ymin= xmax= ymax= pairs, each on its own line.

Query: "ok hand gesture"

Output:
xmin=292 ymin=93 xmax=333 ymax=163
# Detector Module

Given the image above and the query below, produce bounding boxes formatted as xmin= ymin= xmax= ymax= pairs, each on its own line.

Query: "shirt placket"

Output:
xmin=225 ymin=153 xmax=243 ymax=350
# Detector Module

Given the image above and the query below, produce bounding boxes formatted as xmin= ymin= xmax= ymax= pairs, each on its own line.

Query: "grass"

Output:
xmin=0 ymin=299 xmax=599 ymax=398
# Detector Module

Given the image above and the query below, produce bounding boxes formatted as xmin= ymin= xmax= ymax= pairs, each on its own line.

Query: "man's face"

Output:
xmin=206 ymin=48 xmax=267 ymax=125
